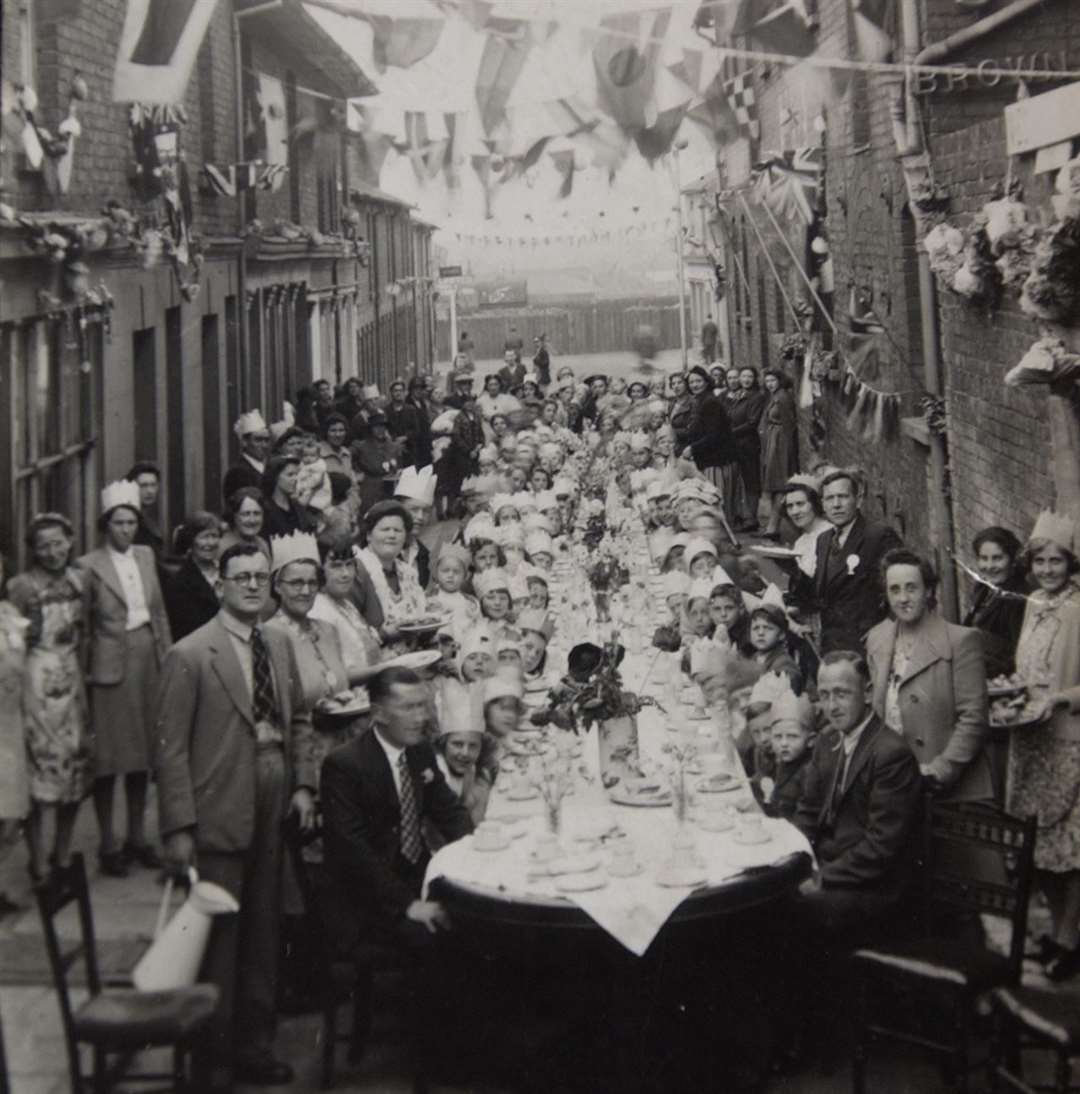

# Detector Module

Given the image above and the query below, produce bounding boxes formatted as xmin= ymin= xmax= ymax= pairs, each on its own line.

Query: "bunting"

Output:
xmin=721 ymin=54 xmax=760 ymax=142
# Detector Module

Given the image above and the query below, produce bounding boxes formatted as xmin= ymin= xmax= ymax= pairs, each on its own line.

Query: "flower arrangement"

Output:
xmin=661 ymin=736 xmax=697 ymax=825
xmin=531 ymin=638 xmax=662 ymax=735
xmin=1020 ymin=201 xmax=1080 ymax=324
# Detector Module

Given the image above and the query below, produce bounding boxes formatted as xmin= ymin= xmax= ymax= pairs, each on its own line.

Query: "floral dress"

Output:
xmin=0 ymin=602 xmax=29 ymax=820
xmin=1007 ymin=583 xmax=1080 ymax=871
xmin=7 ymin=569 xmax=92 ymax=804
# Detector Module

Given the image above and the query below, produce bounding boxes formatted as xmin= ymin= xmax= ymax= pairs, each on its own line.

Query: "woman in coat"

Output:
xmin=865 ymin=549 xmax=993 ymax=803
xmin=680 ymin=365 xmax=745 ymax=526
xmin=351 ymin=412 xmax=403 ymax=515
xmin=164 ymin=512 xmax=223 ymax=642
xmin=1005 ymin=513 xmax=1080 ymax=979
xmin=758 ymin=368 xmax=799 ymax=536
xmin=727 ymin=366 xmax=767 ymax=531
xmin=78 ymin=482 xmax=172 ymax=877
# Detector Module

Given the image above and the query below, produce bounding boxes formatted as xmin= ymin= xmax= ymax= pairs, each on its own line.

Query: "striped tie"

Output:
xmin=398 ymin=752 xmax=424 ymax=865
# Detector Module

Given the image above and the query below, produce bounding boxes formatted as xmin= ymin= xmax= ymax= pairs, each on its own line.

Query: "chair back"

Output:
xmin=923 ymin=800 xmax=1037 ymax=980
xmin=34 ymin=854 xmax=102 ymax=1089
xmin=282 ymin=814 xmax=334 ymax=975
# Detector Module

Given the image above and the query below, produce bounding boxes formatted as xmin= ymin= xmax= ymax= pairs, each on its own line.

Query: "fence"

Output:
xmin=437 ymin=297 xmax=685 ymax=361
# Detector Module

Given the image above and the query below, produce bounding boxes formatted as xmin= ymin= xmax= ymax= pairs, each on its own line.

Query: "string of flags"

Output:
xmin=202 ymin=162 xmax=288 ymax=197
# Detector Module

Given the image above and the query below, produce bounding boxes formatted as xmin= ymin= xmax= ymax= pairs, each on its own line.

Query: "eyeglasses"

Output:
xmin=280 ymin=578 xmax=319 ymax=592
xmin=225 ymin=572 xmax=270 ymax=587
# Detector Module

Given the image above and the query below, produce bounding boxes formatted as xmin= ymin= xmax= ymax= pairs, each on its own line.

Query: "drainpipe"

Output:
xmin=232 ymin=11 xmax=250 ymax=450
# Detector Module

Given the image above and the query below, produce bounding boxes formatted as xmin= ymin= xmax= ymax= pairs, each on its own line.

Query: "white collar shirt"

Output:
xmin=374 ymin=726 xmax=406 ymax=799
xmin=839 ymin=712 xmax=874 ymax=790
xmin=105 ymin=546 xmax=151 ymax=630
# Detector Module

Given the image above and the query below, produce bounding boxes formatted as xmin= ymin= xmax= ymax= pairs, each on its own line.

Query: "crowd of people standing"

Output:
xmin=0 ymin=337 xmax=1078 ymax=1090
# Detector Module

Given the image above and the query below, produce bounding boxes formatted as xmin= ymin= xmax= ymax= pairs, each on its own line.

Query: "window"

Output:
xmin=18 ymin=1 xmax=36 ymax=91
xmin=3 ymin=314 xmax=104 ymax=565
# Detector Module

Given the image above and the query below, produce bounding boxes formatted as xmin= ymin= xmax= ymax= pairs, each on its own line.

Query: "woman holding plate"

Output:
xmin=266 ymin=534 xmax=361 ymax=777
xmin=310 ymin=542 xmax=383 ymax=683
xmin=1005 ymin=512 xmax=1080 ymax=980
xmin=351 ymin=501 xmax=427 ymax=650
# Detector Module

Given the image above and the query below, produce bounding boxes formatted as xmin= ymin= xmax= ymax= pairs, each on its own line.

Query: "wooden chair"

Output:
xmin=990 ymin=985 xmax=1080 ymax=1093
xmin=850 ymin=800 xmax=1038 ymax=1094
xmin=282 ymin=815 xmax=427 ymax=1092
xmin=34 ymin=853 xmax=218 ymax=1094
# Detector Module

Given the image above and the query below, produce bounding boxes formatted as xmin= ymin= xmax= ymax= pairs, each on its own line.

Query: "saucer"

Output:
xmin=472 ymin=837 xmax=510 ymax=853
xmin=506 ymin=788 xmax=539 ymax=801
xmin=655 ymin=863 xmax=707 ymax=888
xmin=696 ymin=813 xmax=734 ymax=833
xmin=606 ymin=859 xmax=644 ymax=878
xmin=555 ymin=872 xmax=608 ymax=893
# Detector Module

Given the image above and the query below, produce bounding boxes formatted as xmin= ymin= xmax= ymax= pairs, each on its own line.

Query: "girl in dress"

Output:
xmin=475 ymin=569 xmax=519 ymax=642
xmin=427 ymin=544 xmax=481 ymax=636
xmin=1006 ymin=512 xmax=1080 ymax=979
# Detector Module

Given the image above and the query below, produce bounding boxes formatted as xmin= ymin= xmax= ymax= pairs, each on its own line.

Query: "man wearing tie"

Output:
xmin=795 ymin=651 xmax=922 ymax=931
xmin=321 ymin=665 xmax=473 ymax=953
xmin=812 ymin=469 xmax=902 ymax=653
xmin=155 ymin=543 xmax=316 ymax=1090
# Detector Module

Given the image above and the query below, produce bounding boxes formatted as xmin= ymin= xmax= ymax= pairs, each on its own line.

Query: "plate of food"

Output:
xmin=380 ymin=650 xmax=442 ymax=672
xmin=990 ymin=693 xmax=1049 ymax=729
xmin=394 ymin=613 xmax=452 ymax=634
xmin=315 ymin=688 xmax=371 ymax=718
xmin=987 ymin=673 xmax=1030 ymax=697
xmin=608 ymin=778 xmax=673 ymax=807
xmin=748 ymin=544 xmax=800 ymax=560
xmin=696 ymin=772 xmax=742 ymax=794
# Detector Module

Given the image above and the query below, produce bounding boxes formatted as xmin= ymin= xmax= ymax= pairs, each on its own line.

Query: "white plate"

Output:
xmin=749 ymin=544 xmax=800 ymax=559
xmin=395 ymin=616 xmax=452 ymax=634
xmin=381 ymin=650 xmax=442 ymax=671
xmin=608 ymin=787 xmax=673 ymax=807
xmin=696 ymin=775 xmax=742 ymax=794
xmin=505 ymin=788 xmax=539 ymax=801
xmin=316 ymin=693 xmax=371 ymax=717
xmin=655 ymin=864 xmax=707 ymax=888
xmin=555 ymin=873 xmax=608 ymax=893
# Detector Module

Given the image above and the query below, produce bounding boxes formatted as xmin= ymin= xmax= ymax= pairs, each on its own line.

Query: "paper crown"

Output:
xmin=772 ymin=689 xmax=814 ymax=731
xmin=101 ymin=479 xmax=141 ymax=514
xmin=458 ymin=626 xmax=494 ymax=663
xmin=684 ymin=535 xmax=718 ymax=563
xmin=628 ymin=431 xmax=652 ymax=451
xmin=709 ymin=564 xmax=735 ymax=588
xmin=662 ymin=570 xmax=691 ymax=598
xmin=687 ymin=577 xmax=715 ymax=603
xmin=461 ymin=473 xmax=500 ymax=497
xmin=436 ymin=543 xmax=472 ymax=570
xmin=525 ymin=530 xmax=554 ymax=558
xmin=478 ymin=444 xmax=500 ymax=463
xmin=430 ymin=409 xmax=459 ymax=435
xmin=464 ymin=513 xmax=497 ymax=545
xmin=491 ymin=493 xmax=518 ymax=516
xmin=521 ymin=372 xmax=539 ymax=388
xmin=484 ymin=669 xmax=523 ymax=705
xmin=395 ymin=465 xmax=436 ymax=506
xmin=689 ymin=633 xmax=732 ymax=677
xmin=629 ymin=469 xmax=658 ymax=494
xmin=552 ymin=476 xmax=576 ymax=498
xmin=749 ymin=669 xmax=792 ymax=709
xmin=513 ymin=492 xmax=538 ymax=514
xmin=508 ymin=570 xmax=532 ymax=601
xmin=268 ymin=401 xmax=296 ymax=441
xmin=648 ymin=528 xmax=676 ymax=563
xmin=269 ymin=531 xmax=320 ymax=573
xmin=538 ymin=441 xmax=562 ymax=457
xmin=786 ymin=472 xmax=822 ymax=493
xmin=1031 ymin=510 xmax=1077 ymax=554
xmin=234 ymin=408 xmax=268 ymax=438
xmin=522 ymin=564 xmax=549 ymax=585
xmin=534 ymin=489 xmax=558 ymax=512
xmin=436 ymin=678 xmax=485 ymax=737
xmin=474 ymin=568 xmax=511 ymax=598
xmin=517 ymin=609 xmax=555 ymax=641
xmin=361 ymin=384 xmax=380 ymax=400
xmin=495 ymin=523 xmax=524 ymax=549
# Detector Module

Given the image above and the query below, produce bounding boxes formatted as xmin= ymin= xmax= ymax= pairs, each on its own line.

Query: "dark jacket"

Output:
xmin=685 ymin=392 xmax=737 ymax=470
xmin=812 ymin=513 xmax=902 ymax=653
xmin=756 ymin=750 xmax=813 ymax=820
xmin=222 ymin=459 xmax=262 ymax=509
xmin=794 ymin=716 xmax=922 ymax=898
xmin=163 ymin=558 xmax=221 ymax=642
xmin=962 ymin=574 xmax=1027 ymax=678
xmin=321 ymin=731 xmax=473 ymax=945
xmin=384 ymin=402 xmax=425 ymax=468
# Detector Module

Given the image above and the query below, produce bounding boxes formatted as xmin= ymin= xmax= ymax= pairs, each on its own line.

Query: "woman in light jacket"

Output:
xmin=865 ymin=549 xmax=993 ymax=803
xmin=78 ymin=482 xmax=172 ymax=877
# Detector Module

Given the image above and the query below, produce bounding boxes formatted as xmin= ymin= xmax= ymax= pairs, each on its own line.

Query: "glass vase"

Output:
xmin=544 ymin=796 xmax=563 ymax=838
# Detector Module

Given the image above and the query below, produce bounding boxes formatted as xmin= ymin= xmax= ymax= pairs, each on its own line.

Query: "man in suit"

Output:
xmin=795 ymin=651 xmax=923 ymax=930
xmin=497 ymin=348 xmax=526 ymax=394
xmin=385 ymin=378 xmax=425 ymax=468
xmin=155 ymin=543 xmax=316 ymax=1090
xmin=812 ymin=469 xmax=902 ymax=653
xmin=321 ymin=666 xmax=473 ymax=955
xmin=221 ymin=409 xmax=272 ymax=508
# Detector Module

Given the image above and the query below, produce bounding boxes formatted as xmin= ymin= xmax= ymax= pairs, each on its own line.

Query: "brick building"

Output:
xmin=0 ymin=0 xmax=436 ymax=563
xmin=698 ymin=0 xmax=1079 ymax=618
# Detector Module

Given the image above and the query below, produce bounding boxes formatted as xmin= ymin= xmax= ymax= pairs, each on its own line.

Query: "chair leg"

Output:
xmin=321 ymin=1001 xmax=338 ymax=1090
xmin=348 ymin=968 xmax=375 ymax=1064
xmin=1055 ymin=1048 xmax=1070 ymax=1094
xmin=851 ymin=972 xmax=869 ymax=1094
xmin=954 ymin=998 xmax=971 ymax=1094
xmin=92 ymin=1046 xmax=108 ymax=1094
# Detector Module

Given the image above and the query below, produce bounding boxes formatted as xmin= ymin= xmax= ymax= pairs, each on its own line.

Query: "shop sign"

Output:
xmin=913 ymin=51 xmax=1068 ymax=95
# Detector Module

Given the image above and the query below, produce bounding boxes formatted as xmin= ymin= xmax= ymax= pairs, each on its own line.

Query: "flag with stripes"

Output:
xmin=113 ymin=0 xmax=219 ymax=104
xmin=721 ymin=54 xmax=760 ymax=142
xmin=201 ymin=162 xmax=269 ymax=197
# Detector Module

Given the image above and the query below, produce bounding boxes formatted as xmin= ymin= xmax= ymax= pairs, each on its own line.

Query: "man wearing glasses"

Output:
xmin=155 ymin=543 xmax=316 ymax=1090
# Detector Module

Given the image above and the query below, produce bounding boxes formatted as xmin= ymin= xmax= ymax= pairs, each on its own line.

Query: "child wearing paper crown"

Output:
xmin=427 ymin=543 xmax=480 ymax=636
xmin=432 ymin=678 xmax=490 ymax=833
xmin=752 ymin=689 xmax=817 ymax=820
